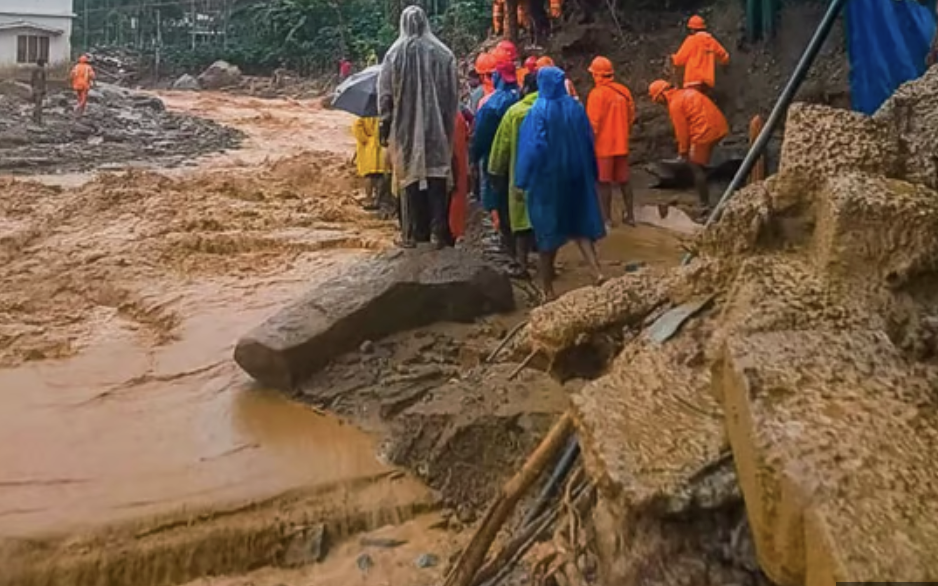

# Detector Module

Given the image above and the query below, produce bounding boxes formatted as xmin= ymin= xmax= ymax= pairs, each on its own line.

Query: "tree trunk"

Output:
xmin=506 ymin=0 xmax=519 ymax=43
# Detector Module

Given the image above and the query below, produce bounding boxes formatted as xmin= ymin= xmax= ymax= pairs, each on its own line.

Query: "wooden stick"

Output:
xmin=507 ymin=349 xmax=538 ymax=381
xmin=749 ymin=115 xmax=766 ymax=184
xmin=443 ymin=412 xmax=575 ymax=586
xmin=485 ymin=320 xmax=529 ymax=364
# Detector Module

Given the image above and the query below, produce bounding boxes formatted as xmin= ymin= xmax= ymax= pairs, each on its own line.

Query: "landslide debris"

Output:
xmin=0 ymin=81 xmax=243 ymax=174
xmin=531 ymin=68 xmax=938 ymax=586
xmin=0 ymin=151 xmax=390 ymax=367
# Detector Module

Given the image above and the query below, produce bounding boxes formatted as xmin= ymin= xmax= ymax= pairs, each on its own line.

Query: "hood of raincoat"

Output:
xmin=538 ymin=66 xmax=567 ymax=100
xmin=377 ymin=5 xmax=459 ymax=189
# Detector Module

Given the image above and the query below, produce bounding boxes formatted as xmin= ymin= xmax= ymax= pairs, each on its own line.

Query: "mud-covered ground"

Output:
xmin=0 ymin=80 xmax=243 ymax=174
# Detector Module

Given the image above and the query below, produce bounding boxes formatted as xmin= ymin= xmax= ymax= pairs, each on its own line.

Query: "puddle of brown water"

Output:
xmin=0 ymin=252 xmax=395 ymax=539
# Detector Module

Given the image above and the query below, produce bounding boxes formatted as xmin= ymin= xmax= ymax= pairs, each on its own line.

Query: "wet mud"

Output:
xmin=0 ymin=87 xmax=689 ymax=586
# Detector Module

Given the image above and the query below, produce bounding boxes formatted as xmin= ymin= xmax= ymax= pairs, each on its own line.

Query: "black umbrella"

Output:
xmin=332 ymin=65 xmax=381 ymax=118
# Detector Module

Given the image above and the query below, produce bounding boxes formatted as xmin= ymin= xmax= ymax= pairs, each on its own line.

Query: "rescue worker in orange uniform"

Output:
xmin=649 ymin=79 xmax=729 ymax=206
xmin=476 ymin=52 xmax=498 ymax=99
xmin=586 ymin=56 xmax=636 ymax=228
xmin=70 ymin=55 xmax=96 ymax=116
xmin=671 ymin=15 xmax=729 ymax=93
xmin=536 ymin=56 xmax=578 ymax=100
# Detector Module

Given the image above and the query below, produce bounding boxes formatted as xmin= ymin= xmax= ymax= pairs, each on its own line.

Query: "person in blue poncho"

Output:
xmin=516 ymin=66 xmax=606 ymax=301
xmin=472 ymin=60 xmax=520 ymax=265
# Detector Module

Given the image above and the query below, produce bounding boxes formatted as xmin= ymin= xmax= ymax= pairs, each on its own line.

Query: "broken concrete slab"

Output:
xmin=234 ymin=248 xmax=514 ymax=390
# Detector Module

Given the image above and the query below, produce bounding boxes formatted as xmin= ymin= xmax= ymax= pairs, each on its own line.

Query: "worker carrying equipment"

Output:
xmin=671 ymin=14 xmax=730 ymax=91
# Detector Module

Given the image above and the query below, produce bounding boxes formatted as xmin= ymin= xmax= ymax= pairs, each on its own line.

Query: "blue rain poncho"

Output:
xmin=515 ymin=67 xmax=605 ymax=252
xmin=378 ymin=6 xmax=459 ymax=190
xmin=472 ymin=71 xmax=519 ymax=211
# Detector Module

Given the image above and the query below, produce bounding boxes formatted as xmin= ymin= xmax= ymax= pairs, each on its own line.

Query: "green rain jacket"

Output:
xmin=487 ymin=92 xmax=537 ymax=232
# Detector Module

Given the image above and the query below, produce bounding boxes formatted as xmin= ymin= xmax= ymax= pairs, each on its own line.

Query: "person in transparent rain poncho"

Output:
xmin=378 ymin=5 xmax=460 ymax=248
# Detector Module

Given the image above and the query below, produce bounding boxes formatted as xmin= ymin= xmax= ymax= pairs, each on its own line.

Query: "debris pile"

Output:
xmin=520 ymin=68 xmax=938 ymax=585
xmin=0 ymin=82 xmax=243 ymax=174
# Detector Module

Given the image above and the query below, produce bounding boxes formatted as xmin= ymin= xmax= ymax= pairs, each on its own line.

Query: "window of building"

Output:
xmin=16 ymin=35 xmax=51 ymax=64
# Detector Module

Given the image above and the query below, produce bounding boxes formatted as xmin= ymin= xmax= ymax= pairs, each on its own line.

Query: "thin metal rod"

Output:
xmin=682 ymin=0 xmax=849 ymax=265
xmin=521 ymin=437 xmax=580 ymax=527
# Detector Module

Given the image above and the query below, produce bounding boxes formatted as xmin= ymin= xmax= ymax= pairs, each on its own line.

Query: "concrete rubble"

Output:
xmin=234 ymin=247 xmax=515 ymax=390
xmin=540 ymin=67 xmax=938 ymax=585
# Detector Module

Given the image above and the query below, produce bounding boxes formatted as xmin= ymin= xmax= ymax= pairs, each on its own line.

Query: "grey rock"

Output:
xmin=282 ymin=523 xmax=327 ymax=567
xmin=172 ymin=73 xmax=201 ymax=91
xmin=356 ymin=552 xmax=374 ymax=574
xmin=234 ymin=248 xmax=514 ymax=390
xmin=415 ymin=553 xmax=439 ymax=568
xmin=198 ymin=60 xmax=242 ymax=90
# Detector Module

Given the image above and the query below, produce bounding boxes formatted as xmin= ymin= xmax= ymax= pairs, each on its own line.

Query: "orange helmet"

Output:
xmin=475 ymin=52 xmax=496 ymax=75
xmin=648 ymin=79 xmax=672 ymax=102
xmin=536 ymin=56 xmax=555 ymax=68
xmin=688 ymin=15 xmax=706 ymax=30
xmin=588 ymin=56 xmax=614 ymax=76
xmin=496 ymin=40 xmax=518 ymax=62
xmin=78 ymin=55 xmax=89 ymax=63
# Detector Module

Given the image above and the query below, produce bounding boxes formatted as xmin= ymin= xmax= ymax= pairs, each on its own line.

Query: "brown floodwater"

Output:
xmin=0 ymin=253 xmax=398 ymax=538
xmin=0 ymin=90 xmax=687 ymax=570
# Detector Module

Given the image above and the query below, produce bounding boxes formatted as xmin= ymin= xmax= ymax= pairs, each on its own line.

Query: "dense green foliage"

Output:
xmin=73 ymin=0 xmax=491 ymax=77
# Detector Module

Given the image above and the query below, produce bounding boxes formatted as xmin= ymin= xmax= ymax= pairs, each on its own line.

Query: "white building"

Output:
xmin=0 ymin=0 xmax=74 ymax=69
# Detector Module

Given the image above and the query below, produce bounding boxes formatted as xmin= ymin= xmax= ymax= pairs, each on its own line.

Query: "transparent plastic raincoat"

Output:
xmin=378 ymin=6 xmax=459 ymax=190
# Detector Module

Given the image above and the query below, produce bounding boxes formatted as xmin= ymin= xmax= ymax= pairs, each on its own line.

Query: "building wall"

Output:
xmin=0 ymin=0 xmax=74 ymax=68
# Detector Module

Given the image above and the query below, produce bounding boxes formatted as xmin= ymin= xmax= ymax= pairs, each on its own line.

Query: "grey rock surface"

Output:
xmin=234 ymin=248 xmax=514 ymax=390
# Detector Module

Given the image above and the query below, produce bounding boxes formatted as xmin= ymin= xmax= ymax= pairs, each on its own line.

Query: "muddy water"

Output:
xmin=0 ymin=92 xmax=399 ymax=541
xmin=0 ymin=253 xmax=397 ymax=538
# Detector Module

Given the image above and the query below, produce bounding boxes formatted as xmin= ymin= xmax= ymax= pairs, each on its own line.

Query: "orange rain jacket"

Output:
xmin=671 ymin=32 xmax=729 ymax=89
xmin=449 ymin=113 xmax=471 ymax=239
xmin=586 ymin=77 xmax=635 ymax=158
xmin=70 ymin=62 xmax=96 ymax=91
xmin=664 ymin=88 xmax=728 ymax=155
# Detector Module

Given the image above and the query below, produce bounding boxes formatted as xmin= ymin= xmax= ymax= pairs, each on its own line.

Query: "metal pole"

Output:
xmin=682 ymin=0 xmax=849 ymax=265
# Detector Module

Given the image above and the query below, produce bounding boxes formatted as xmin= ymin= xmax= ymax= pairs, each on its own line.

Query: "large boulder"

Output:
xmin=172 ymin=74 xmax=201 ymax=91
xmin=198 ymin=61 xmax=242 ymax=90
xmin=234 ymin=248 xmax=515 ymax=390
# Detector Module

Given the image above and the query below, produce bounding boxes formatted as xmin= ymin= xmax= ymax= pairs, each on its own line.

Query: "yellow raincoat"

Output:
xmin=352 ymin=117 xmax=387 ymax=176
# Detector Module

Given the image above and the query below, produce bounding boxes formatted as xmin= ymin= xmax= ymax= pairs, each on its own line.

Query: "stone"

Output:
xmin=234 ymin=248 xmax=514 ymax=390
xmin=415 ymin=553 xmax=439 ymax=568
xmin=172 ymin=73 xmax=201 ymax=91
xmin=356 ymin=552 xmax=374 ymax=574
xmin=131 ymin=95 xmax=165 ymax=112
xmin=198 ymin=60 xmax=243 ymax=90
xmin=719 ymin=330 xmax=938 ymax=585
xmin=281 ymin=523 xmax=327 ymax=567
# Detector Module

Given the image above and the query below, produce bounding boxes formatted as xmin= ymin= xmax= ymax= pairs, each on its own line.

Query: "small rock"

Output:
xmin=172 ymin=73 xmax=201 ymax=91
xmin=356 ymin=552 xmax=374 ymax=574
xmin=447 ymin=516 xmax=464 ymax=533
xmin=360 ymin=340 xmax=375 ymax=354
xmin=456 ymin=505 xmax=477 ymax=524
xmin=282 ymin=523 xmax=327 ymax=567
xmin=415 ymin=553 xmax=439 ymax=568
xmin=439 ymin=507 xmax=455 ymax=520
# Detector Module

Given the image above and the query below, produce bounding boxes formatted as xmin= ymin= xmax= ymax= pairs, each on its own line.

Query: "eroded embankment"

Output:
xmin=521 ymin=67 xmax=938 ymax=585
xmin=1 ymin=472 xmax=435 ymax=586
